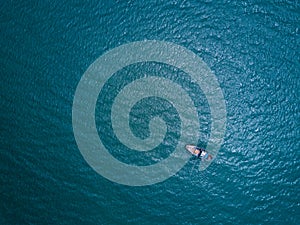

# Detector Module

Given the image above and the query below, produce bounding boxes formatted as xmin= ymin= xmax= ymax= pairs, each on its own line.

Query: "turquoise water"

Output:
xmin=1 ymin=0 xmax=299 ymax=224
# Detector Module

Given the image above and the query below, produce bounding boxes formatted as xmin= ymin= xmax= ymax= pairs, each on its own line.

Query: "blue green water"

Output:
xmin=1 ymin=0 xmax=299 ymax=224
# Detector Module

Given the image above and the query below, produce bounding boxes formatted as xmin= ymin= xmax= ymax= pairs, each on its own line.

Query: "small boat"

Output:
xmin=185 ymin=144 xmax=212 ymax=160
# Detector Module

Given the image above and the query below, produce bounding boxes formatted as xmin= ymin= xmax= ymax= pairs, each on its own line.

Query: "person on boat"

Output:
xmin=193 ymin=147 xmax=213 ymax=160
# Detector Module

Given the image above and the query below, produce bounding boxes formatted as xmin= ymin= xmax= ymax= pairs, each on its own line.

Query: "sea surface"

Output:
xmin=1 ymin=1 xmax=299 ymax=224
